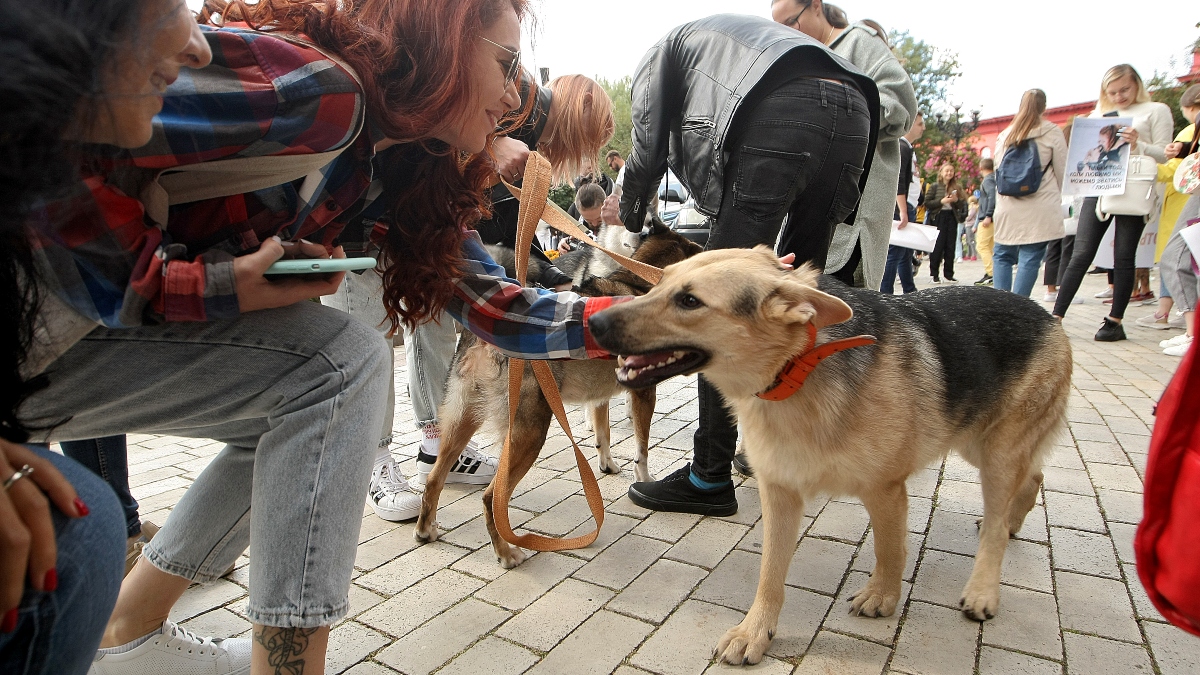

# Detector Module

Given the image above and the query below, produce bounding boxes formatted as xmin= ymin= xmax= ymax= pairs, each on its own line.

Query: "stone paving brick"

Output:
xmin=1049 ymin=527 xmax=1121 ymax=579
xmin=354 ymin=527 xmax=421 ymax=571
xmin=794 ymin=629 xmax=891 ymax=675
xmin=1042 ymin=466 xmax=1095 ymax=496
xmin=1043 ymin=491 xmax=1106 ymax=534
xmin=1105 ymin=521 xmax=1137 ymax=565
xmin=941 ymin=455 xmax=978 ymax=482
xmin=807 ymin=500 xmax=871 ymax=543
xmin=573 ymin=533 xmax=670 ymax=590
xmin=608 ymin=559 xmax=707 ymax=624
xmin=822 ymin=571 xmax=910 ymax=645
xmin=666 ymin=518 xmax=750 ymax=569
xmin=1115 ymin=433 xmax=1150 ymax=455
xmin=910 ymin=549 xmax=975 ymax=609
xmin=474 ymin=552 xmax=585 ymax=610
xmin=977 ymin=646 xmax=1063 ymax=675
xmin=786 ymin=536 xmax=857 ymax=595
xmin=1123 ymin=563 xmax=1165 ymax=622
xmin=907 ymin=496 xmax=933 ymax=534
xmin=511 ymin=477 xmax=579 ymax=512
xmin=358 ymin=569 xmax=484 ymax=637
xmin=436 ymin=636 xmax=539 ymax=675
xmin=1045 ymin=444 xmax=1086 ymax=470
xmin=703 ymin=655 xmax=794 ymax=674
xmin=180 ymin=608 xmax=251 ymax=640
xmin=925 ymin=509 xmax=982 ymax=557
xmin=693 ymin=549 xmax=761 ymax=612
xmin=344 ymin=583 xmax=387 ymax=620
xmin=1095 ymin=487 xmax=1143 ymax=524
xmin=632 ymin=510 xmax=703 ymax=542
xmin=1063 ymin=632 xmax=1154 ymax=675
xmin=891 ymin=601 xmax=980 ymax=675
xmin=906 ymin=468 xmax=941 ymax=499
xmin=341 ymin=662 xmax=399 ymax=675
xmin=1017 ymin=503 xmax=1051 ymax=544
xmin=493 ymin=578 xmax=614 ymax=651
xmin=1087 ymin=463 xmax=1144 ymax=492
xmin=934 ymin=480 xmax=983 ymax=517
xmin=717 ymin=485 xmax=763 ymax=527
xmin=326 ymin=622 xmax=390 ymax=675
xmin=766 ymin=586 xmax=835 ymax=660
xmin=850 ymin=530 xmax=922 ymax=583
xmin=1055 ymin=571 xmax=1141 ymax=642
xmin=169 ymin=580 xmax=245 ymax=623
xmin=523 ymin=494 xmax=594 ymax=536
xmin=562 ymin=512 xmax=641 ymax=561
xmin=356 ymin=542 xmax=471 ymax=595
xmin=1076 ymin=440 xmax=1129 ymax=465
xmin=981 ymin=585 xmax=1062 ymax=659
xmin=376 ymin=598 xmax=510 ymax=675
xmin=1142 ymin=619 xmax=1200 ymax=675
xmin=531 ymin=610 xmax=653 ymax=675
xmin=631 ymin=600 xmax=743 ymax=675
xmin=1071 ymin=422 xmax=1118 ymax=443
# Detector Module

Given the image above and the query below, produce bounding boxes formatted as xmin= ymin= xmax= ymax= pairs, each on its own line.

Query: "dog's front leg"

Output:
xmin=592 ymin=402 xmax=618 ymax=475
xmin=851 ymin=481 xmax=908 ymax=617
xmin=627 ymin=386 xmax=656 ymax=482
xmin=716 ymin=479 xmax=803 ymax=665
xmin=482 ymin=387 xmax=552 ymax=568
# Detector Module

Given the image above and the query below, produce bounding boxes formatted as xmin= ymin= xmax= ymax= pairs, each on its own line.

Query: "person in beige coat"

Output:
xmin=992 ymin=89 xmax=1068 ymax=297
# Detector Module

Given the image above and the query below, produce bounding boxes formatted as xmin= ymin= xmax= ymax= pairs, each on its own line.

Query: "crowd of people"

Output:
xmin=0 ymin=0 xmax=1196 ymax=674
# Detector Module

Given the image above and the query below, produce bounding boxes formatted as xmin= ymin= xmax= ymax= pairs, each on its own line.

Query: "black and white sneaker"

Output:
xmin=415 ymin=441 xmax=498 ymax=486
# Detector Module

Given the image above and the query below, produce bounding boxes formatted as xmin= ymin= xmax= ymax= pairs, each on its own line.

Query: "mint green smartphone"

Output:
xmin=264 ymin=257 xmax=376 ymax=276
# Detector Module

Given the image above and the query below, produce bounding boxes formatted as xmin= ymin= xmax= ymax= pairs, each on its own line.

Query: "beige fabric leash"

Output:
xmin=489 ymin=152 xmax=660 ymax=551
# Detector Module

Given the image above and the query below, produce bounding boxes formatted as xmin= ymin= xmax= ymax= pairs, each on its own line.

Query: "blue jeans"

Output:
xmin=880 ymin=204 xmax=918 ymax=295
xmin=992 ymin=242 xmax=1049 ymax=297
xmin=59 ymin=436 xmax=140 ymax=538
xmin=0 ymin=447 xmax=125 ymax=675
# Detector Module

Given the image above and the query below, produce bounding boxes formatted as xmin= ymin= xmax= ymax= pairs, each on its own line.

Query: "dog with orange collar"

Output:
xmin=589 ymin=246 xmax=1071 ymax=666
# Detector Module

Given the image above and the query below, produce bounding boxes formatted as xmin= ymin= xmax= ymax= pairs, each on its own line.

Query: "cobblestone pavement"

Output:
xmin=114 ymin=259 xmax=1200 ymax=674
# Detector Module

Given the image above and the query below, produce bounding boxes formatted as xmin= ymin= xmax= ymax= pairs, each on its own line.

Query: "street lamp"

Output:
xmin=933 ymin=104 xmax=981 ymax=149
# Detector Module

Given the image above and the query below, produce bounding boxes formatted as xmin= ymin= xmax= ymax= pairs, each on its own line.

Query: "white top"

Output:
xmin=1090 ymin=100 xmax=1175 ymax=164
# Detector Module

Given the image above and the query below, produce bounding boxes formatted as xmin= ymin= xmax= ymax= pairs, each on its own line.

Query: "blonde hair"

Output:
xmin=1098 ymin=64 xmax=1150 ymax=112
xmin=538 ymin=75 xmax=615 ymax=185
xmin=1004 ymin=89 xmax=1047 ymax=147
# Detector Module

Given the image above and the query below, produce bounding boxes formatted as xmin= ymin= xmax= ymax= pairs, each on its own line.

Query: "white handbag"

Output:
xmin=1098 ymin=154 xmax=1159 ymax=218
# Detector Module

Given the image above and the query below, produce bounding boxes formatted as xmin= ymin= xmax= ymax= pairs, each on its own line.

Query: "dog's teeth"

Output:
xmin=664 ymin=356 xmax=678 ymax=366
xmin=673 ymin=350 xmax=687 ymax=358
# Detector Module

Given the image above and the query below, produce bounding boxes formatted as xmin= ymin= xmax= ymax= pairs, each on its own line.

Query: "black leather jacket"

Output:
xmin=618 ymin=14 xmax=880 ymax=231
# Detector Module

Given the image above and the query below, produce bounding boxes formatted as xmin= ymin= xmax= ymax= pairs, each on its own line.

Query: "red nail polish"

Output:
xmin=73 ymin=497 xmax=89 ymax=516
xmin=44 ymin=568 xmax=57 ymax=592
xmin=1 ymin=608 xmax=16 ymax=633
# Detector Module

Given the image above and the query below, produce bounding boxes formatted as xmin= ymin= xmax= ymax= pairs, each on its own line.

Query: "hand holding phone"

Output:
xmin=234 ymin=237 xmax=348 ymax=312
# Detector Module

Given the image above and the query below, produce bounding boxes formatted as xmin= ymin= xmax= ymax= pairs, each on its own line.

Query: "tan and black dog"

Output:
xmin=587 ymin=246 xmax=1071 ymax=665
xmin=414 ymin=222 xmax=702 ymax=568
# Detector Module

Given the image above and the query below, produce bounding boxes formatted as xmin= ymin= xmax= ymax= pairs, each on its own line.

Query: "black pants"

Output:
xmin=927 ymin=209 xmax=957 ymax=280
xmin=1043 ymin=236 xmax=1076 ymax=286
xmin=692 ymin=77 xmax=872 ymax=484
xmin=1053 ymin=197 xmax=1145 ymax=319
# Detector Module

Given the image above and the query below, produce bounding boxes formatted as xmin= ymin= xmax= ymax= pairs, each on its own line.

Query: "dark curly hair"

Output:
xmin=200 ymin=0 xmax=531 ymax=329
xmin=0 ymin=0 xmax=143 ymax=441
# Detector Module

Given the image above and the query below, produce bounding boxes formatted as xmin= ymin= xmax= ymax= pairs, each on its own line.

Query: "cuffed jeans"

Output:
xmin=693 ymin=76 xmax=872 ymax=484
xmin=0 ymin=447 xmax=125 ymax=675
xmin=881 ymin=203 xmax=918 ymax=295
xmin=19 ymin=301 xmax=390 ymax=627
xmin=992 ymin=242 xmax=1049 ymax=298
xmin=59 ymin=435 xmax=140 ymax=538
xmin=1054 ymin=197 xmax=1146 ymax=319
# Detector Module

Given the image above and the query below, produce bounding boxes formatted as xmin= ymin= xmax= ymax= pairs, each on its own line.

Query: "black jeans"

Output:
xmin=1054 ymin=197 xmax=1145 ymax=319
xmin=927 ymin=209 xmax=957 ymax=279
xmin=692 ymin=77 xmax=872 ymax=484
xmin=1043 ymin=235 xmax=1076 ymax=286
xmin=60 ymin=435 xmax=141 ymax=538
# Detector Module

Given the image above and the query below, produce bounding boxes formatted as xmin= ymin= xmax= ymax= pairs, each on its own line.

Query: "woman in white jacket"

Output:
xmin=771 ymin=0 xmax=917 ymax=290
xmin=1052 ymin=64 xmax=1174 ymax=341
xmin=992 ymin=89 xmax=1068 ymax=297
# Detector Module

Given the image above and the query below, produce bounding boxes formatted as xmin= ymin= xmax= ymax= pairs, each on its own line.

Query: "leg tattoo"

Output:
xmin=254 ymin=626 xmax=320 ymax=675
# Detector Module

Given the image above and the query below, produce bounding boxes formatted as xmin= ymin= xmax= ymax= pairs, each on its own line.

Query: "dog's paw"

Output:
xmin=714 ymin=622 xmax=773 ymax=666
xmin=496 ymin=545 xmax=528 ymax=569
xmin=597 ymin=455 xmax=621 ymax=475
xmin=959 ymin=580 xmax=1000 ymax=621
xmin=633 ymin=464 xmax=654 ymax=483
xmin=848 ymin=581 xmax=900 ymax=618
xmin=413 ymin=520 xmax=439 ymax=544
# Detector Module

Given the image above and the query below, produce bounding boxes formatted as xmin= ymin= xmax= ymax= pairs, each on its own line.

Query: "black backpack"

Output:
xmin=996 ymin=140 xmax=1050 ymax=197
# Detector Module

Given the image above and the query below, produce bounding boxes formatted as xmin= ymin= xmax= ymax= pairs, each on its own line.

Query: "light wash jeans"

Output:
xmin=0 ymin=447 xmax=124 ymax=675
xmin=992 ymin=242 xmax=1049 ymax=298
xmin=323 ymin=272 xmax=458 ymax=440
xmin=19 ymin=302 xmax=390 ymax=627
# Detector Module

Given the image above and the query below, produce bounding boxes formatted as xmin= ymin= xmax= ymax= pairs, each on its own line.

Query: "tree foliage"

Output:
xmin=1148 ymin=71 xmax=1190 ymax=135
xmin=598 ymin=76 xmax=633 ymax=179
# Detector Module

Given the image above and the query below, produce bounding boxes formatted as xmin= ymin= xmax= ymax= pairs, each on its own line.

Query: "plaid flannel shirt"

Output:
xmin=26 ymin=25 xmax=620 ymax=361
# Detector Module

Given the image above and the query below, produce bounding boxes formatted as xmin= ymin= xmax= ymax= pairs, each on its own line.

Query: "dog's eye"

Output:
xmin=676 ymin=293 xmax=703 ymax=310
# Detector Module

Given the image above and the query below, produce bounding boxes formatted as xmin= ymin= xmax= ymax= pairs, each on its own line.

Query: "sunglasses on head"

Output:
xmin=480 ymin=36 xmax=521 ymax=86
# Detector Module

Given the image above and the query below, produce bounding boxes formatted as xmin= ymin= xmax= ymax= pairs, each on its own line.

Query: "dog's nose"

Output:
xmin=588 ymin=311 xmax=613 ymax=340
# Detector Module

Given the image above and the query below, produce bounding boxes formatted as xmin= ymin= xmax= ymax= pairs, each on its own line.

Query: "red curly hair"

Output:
xmin=200 ymin=0 xmax=529 ymax=328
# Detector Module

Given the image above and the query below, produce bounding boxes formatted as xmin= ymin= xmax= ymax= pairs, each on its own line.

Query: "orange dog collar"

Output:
xmin=756 ymin=323 xmax=877 ymax=401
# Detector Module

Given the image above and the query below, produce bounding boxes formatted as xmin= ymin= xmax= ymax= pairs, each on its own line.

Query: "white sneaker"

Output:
xmin=369 ymin=457 xmax=422 ymax=521
xmin=415 ymin=440 xmax=498 ymax=486
xmin=89 ymin=620 xmax=250 ymax=675
xmin=1164 ymin=336 xmax=1193 ymax=357
xmin=1095 ymin=287 xmax=1114 ymax=299
xmin=1136 ymin=312 xmax=1173 ymax=330
xmin=1043 ymin=292 xmax=1058 ymax=303
xmin=1160 ymin=333 xmax=1192 ymax=349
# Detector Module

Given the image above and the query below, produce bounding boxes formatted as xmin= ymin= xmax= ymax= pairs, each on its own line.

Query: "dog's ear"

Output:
xmin=764 ymin=280 xmax=853 ymax=328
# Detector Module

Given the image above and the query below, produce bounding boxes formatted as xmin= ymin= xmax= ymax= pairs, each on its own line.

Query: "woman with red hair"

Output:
xmin=20 ymin=1 xmax=629 ymax=673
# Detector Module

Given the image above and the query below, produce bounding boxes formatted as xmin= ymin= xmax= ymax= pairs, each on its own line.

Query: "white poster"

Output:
xmin=1091 ymin=221 xmax=1157 ymax=268
xmin=1063 ymin=117 xmax=1134 ymax=196
xmin=889 ymin=221 xmax=939 ymax=252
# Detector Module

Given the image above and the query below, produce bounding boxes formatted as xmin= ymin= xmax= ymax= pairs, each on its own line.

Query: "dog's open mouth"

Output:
xmin=615 ymin=349 xmax=708 ymax=388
